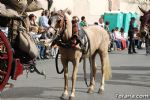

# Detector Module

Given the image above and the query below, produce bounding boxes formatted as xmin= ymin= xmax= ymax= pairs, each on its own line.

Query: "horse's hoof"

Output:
xmin=60 ymin=94 xmax=68 ymax=100
xmin=87 ymin=88 xmax=94 ymax=94
xmin=69 ymin=96 xmax=75 ymax=100
xmin=98 ymin=89 xmax=104 ymax=95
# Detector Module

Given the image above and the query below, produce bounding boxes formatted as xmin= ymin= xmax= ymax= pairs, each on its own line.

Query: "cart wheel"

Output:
xmin=0 ymin=31 xmax=13 ymax=91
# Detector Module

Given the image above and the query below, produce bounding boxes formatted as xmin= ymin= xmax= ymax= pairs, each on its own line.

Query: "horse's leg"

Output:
xmin=70 ymin=58 xmax=80 ymax=98
xmin=61 ymin=58 xmax=69 ymax=98
xmin=87 ymin=53 xmax=97 ymax=93
xmin=98 ymin=50 xmax=111 ymax=94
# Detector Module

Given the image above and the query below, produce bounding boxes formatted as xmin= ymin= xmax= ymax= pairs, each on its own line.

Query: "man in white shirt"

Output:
xmin=39 ymin=10 xmax=50 ymax=29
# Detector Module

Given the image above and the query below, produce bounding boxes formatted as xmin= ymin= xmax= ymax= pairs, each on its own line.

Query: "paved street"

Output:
xmin=0 ymin=49 xmax=150 ymax=100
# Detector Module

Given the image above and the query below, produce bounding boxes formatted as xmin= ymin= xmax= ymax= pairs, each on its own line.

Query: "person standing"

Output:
xmin=38 ymin=10 xmax=50 ymax=29
xmin=128 ymin=17 xmax=137 ymax=54
xmin=98 ymin=16 xmax=105 ymax=28
xmin=28 ymin=14 xmax=38 ymax=32
xmin=104 ymin=21 xmax=111 ymax=38
xmin=79 ymin=16 xmax=88 ymax=27
xmin=104 ymin=21 xmax=111 ymax=52
xmin=39 ymin=10 xmax=45 ymax=26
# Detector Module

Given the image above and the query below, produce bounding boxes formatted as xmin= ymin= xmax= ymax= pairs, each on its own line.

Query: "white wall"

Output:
xmin=29 ymin=0 xmax=150 ymax=24
xmin=51 ymin=0 xmax=109 ymax=24
xmin=119 ymin=0 xmax=150 ymax=14
xmin=51 ymin=0 xmax=73 ymax=11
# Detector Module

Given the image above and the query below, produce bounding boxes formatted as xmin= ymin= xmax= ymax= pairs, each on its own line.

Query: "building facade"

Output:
xmin=34 ymin=0 xmax=150 ymax=24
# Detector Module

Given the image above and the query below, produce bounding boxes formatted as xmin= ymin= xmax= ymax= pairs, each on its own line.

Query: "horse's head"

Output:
xmin=139 ymin=6 xmax=150 ymax=36
xmin=48 ymin=9 xmax=72 ymax=41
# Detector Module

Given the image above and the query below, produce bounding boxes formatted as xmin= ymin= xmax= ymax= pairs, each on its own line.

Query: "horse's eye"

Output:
xmin=57 ymin=19 xmax=61 ymax=23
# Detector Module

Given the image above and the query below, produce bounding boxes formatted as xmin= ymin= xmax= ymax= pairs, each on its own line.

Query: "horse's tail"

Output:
xmin=104 ymin=56 xmax=112 ymax=80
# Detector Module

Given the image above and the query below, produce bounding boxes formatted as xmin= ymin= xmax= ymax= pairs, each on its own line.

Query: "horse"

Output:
xmin=48 ymin=9 xmax=112 ymax=99
xmin=139 ymin=6 xmax=150 ymax=55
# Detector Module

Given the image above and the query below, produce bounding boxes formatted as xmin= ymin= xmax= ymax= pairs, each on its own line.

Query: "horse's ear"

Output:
xmin=50 ymin=11 xmax=54 ymax=16
xmin=51 ymin=8 xmax=56 ymax=13
xmin=63 ymin=8 xmax=68 ymax=12
xmin=63 ymin=8 xmax=72 ymax=15
xmin=138 ymin=6 xmax=147 ymax=14
xmin=50 ymin=8 xmax=56 ymax=16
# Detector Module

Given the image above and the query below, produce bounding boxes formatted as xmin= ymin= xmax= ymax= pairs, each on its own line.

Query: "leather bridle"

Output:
xmin=49 ymin=11 xmax=72 ymax=48
xmin=50 ymin=11 xmax=67 ymax=37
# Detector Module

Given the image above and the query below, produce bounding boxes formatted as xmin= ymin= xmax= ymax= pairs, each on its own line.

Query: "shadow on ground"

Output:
xmin=77 ymin=66 xmax=150 ymax=87
xmin=0 ymin=87 xmax=62 ymax=100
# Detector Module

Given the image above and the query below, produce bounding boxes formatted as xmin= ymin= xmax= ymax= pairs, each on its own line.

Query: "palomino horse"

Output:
xmin=139 ymin=7 xmax=150 ymax=55
xmin=49 ymin=9 xmax=112 ymax=99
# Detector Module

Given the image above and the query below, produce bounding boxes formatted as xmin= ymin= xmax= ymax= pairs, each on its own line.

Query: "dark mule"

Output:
xmin=139 ymin=7 xmax=150 ymax=55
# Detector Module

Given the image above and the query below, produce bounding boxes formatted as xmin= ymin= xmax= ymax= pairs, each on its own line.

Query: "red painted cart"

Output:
xmin=0 ymin=0 xmax=54 ymax=91
xmin=0 ymin=19 xmax=45 ymax=92
xmin=0 ymin=30 xmax=14 ymax=91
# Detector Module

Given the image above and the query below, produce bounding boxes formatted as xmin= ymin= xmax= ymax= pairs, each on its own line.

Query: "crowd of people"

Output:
xmin=25 ymin=10 xmax=145 ymax=60
xmin=0 ymin=9 xmax=143 ymax=59
xmin=27 ymin=10 xmax=89 ymax=60
xmin=28 ymin=10 xmax=55 ymax=59
xmin=95 ymin=16 xmax=143 ymax=54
